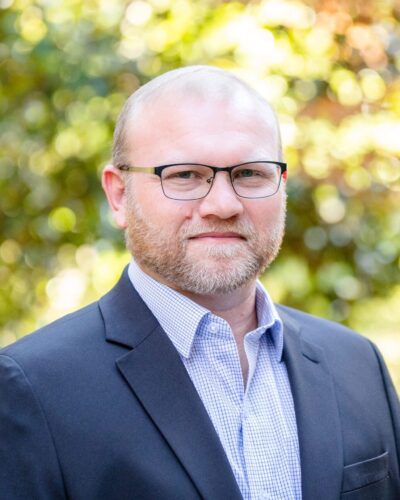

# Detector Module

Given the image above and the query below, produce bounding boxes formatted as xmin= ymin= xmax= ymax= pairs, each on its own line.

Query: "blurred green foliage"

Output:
xmin=0 ymin=0 xmax=399 ymax=387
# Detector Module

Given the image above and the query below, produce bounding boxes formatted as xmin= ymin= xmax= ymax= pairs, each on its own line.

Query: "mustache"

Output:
xmin=180 ymin=220 xmax=256 ymax=240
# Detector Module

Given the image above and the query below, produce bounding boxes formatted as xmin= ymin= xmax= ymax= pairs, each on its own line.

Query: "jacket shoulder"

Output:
xmin=0 ymin=301 xmax=103 ymax=365
xmin=276 ymin=303 xmax=373 ymax=353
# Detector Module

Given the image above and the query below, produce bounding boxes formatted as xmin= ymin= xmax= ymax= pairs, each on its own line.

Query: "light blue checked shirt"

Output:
xmin=128 ymin=260 xmax=302 ymax=500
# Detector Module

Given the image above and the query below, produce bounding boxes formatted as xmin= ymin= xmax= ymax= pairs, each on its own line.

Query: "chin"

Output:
xmin=188 ymin=242 xmax=248 ymax=260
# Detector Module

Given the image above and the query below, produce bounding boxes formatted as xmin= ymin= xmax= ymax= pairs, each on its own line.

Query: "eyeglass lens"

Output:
xmin=160 ymin=162 xmax=282 ymax=200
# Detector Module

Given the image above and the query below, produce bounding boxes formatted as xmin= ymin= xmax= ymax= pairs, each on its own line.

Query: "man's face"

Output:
xmin=122 ymin=94 xmax=286 ymax=295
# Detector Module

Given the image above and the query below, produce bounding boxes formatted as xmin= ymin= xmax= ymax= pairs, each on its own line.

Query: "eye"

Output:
xmin=163 ymin=169 xmax=198 ymax=180
xmin=234 ymin=168 xmax=260 ymax=179
xmin=162 ymin=165 xmax=210 ymax=182
xmin=174 ymin=170 xmax=197 ymax=179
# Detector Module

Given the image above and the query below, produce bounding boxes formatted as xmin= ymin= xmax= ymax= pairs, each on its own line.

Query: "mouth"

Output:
xmin=189 ymin=232 xmax=247 ymax=242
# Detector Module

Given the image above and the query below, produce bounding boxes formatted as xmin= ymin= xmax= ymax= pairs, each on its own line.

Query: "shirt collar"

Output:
xmin=128 ymin=259 xmax=284 ymax=361
xmin=255 ymin=281 xmax=284 ymax=361
xmin=128 ymin=259 xmax=209 ymax=358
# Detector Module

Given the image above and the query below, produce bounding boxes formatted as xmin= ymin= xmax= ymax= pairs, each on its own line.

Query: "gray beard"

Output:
xmin=125 ymin=196 xmax=286 ymax=295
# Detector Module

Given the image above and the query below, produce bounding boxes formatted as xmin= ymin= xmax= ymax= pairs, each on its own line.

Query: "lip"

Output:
xmin=189 ymin=232 xmax=246 ymax=240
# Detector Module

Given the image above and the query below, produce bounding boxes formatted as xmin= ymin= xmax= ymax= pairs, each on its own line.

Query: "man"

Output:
xmin=0 ymin=66 xmax=399 ymax=500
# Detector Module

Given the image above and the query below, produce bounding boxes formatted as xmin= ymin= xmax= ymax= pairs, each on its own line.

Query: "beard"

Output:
xmin=124 ymin=192 xmax=286 ymax=295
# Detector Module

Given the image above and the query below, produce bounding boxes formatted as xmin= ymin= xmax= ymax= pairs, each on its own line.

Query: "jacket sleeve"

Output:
xmin=0 ymin=354 xmax=66 ymax=499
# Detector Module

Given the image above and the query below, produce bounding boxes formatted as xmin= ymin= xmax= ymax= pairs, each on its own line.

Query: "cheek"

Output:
xmin=247 ymin=197 xmax=285 ymax=227
xmin=148 ymin=199 xmax=194 ymax=232
xmin=165 ymin=200 xmax=194 ymax=225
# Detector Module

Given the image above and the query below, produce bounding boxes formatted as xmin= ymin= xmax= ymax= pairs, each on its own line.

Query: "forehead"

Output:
xmin=125 ymin=81 xmax=279 ymax=164
xmin=135 ymin=75 xmax=275 ymax=125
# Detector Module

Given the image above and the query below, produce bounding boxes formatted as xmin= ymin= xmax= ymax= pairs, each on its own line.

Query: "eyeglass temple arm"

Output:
xmin=117 ymin=165 xmax=161 ymax=176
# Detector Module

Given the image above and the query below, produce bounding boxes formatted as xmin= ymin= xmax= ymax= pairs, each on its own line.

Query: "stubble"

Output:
xmin=124 ymin=189 xmax=286 ymax=294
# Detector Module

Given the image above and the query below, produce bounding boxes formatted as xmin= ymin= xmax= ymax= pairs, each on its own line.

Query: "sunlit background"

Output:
xmin=1 ymin=0 xmax=399 ymax=390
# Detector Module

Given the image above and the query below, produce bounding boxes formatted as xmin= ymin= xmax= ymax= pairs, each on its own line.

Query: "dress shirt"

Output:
xmin=128 ymin=260 xmax=301 ymax=500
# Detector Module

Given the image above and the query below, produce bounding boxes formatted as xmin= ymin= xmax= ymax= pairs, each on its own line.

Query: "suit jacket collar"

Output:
xmin=277 ymin=305 xmax=343 ymax=500
xmin=100 ymin=270 xmax=343 ymax=500
xmin=99 ymin=269 xmax=243 ymax=500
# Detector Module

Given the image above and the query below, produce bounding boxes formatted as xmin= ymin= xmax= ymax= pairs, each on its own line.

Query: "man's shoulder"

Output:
xmin=0 ymin=301 xmax=104 ymax=368
xmin=0 ymin=268 xmax=152 ymax=376
xmin=277 ymin=303 xmax=374 ymax=353
xmin=277 ymin=304 xmax=387 ymax=386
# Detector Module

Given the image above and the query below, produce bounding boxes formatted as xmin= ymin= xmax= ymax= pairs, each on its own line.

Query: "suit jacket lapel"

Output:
xmin=278 ymin=306 xmax=343 ymax=500
xmin=99 ymin=271 xmax=242 ymax=500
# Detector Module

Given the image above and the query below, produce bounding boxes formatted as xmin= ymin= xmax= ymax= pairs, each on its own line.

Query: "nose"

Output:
xmin=197 ymin=171 xmax=244 ymax=219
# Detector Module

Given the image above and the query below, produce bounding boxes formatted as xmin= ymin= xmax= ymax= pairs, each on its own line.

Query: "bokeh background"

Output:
xmin=1 ymin=0 xmax=399 ymax=389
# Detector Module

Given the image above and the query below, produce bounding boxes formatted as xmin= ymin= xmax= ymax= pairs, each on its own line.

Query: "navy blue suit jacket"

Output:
xmin=1 ymin=269 xmax=399 ymax=499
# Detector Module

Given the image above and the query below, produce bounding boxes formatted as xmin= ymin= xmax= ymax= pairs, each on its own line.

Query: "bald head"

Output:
xmin=112 ymin=66 xmax=282 ymax=167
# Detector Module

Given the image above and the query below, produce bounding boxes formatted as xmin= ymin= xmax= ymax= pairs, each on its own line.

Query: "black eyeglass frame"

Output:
xmin=117 ymin=161 xmax=287 ymax=200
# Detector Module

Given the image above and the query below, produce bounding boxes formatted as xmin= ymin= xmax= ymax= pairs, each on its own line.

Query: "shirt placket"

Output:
xmin=242 ymin=330 xmax=265 ymax=499
xmin=204 ymin=316 xmax=251 ymax=497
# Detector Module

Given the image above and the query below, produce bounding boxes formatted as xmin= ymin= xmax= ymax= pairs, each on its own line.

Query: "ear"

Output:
xmin=102 ymin=165 xmax=128 ymax=229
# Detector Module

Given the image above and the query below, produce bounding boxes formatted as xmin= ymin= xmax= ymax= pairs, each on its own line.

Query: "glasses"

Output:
xmin=117 ymin=161 xmax=287 ymax=201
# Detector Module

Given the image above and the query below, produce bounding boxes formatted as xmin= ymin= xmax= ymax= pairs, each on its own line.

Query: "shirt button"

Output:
xmin=209 ymin=323 xmax=219 ymax=333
